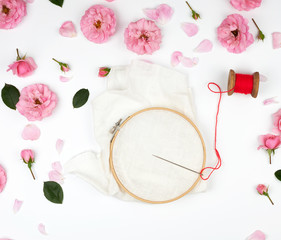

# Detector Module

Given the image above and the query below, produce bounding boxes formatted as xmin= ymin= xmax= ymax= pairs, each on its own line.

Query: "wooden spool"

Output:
xmin=228 ymin=69 xmax=260 ymax=98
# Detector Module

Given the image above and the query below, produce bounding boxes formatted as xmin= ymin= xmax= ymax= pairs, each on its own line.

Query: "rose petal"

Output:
xmin=27 ymin=0 xmax=34 ymax=3
xmin=194 ymin=39 xmax=213 ymax=53
xmin=22 ymin=124 xmax=41 ymax=141
xmin=0 ymin=238 xmax=12 ymax=240
xmin=143 ymin=4 xmax=173 ymax=25
xmin=56 ymin=139 xmax=64 ymax=154
xmin=272 ymin=32 xmax=281 ymax=49
xmin=181 ymin=23 xmax=198 ymax=37
xmin=171 ymin=51 xmax=183 ymax=67
xmin=247 ymin=230 xmax=266 ymax=240
xmin=38 ymin=223 xmax=47 ymax=235
xmin=13 ymin=199 xmax=23 ymax=213
xmin=59 ymin=21 xmax=77 ymax=38
xmin=181 ymin=57 xmax=199 ymax=68
xmin=0 ymin=165 xmax=7 ymax=193
xmin=59 ymin=76 xmax=71 ymax=82
xmin=263 ymin=97 xmax=278 ymax=105
xmin=49 ymin=170 xmax=64 ymax=184
xmin=52 ymin=161 xmax=63 ymax=172
xmin=105 ymin=0 xmax=114 ymax=1
xmin=260 ymin=74 xmax=268 ymax=82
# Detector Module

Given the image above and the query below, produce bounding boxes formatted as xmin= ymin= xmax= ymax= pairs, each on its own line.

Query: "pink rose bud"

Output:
xmin=7 ymin=49 xmax=37 ymax=77
xmin=98 ymin=67 xmax=111 ymax=77
xmin=52 ymin=58 xmax=70 ymax=73
xmin=20 ymin=149 xmax=35 ymax=180
xmin=258 ymin=134 xmax=281 ymax=164
xmin=256 ymin=184 xmax=274 ymax=205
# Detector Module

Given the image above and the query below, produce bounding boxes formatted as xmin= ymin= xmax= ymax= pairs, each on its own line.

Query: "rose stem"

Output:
xmin=52 ymin=58 xmax=60 ymax=64
xmin=252 ymin=18 xmax=261 ymax=31
xmin=185 ymin=1 xmax=194 ymax=11
xmin=16 ymin=48 xmax=20 ymax=59
xmin=29 ymin=167 xmax=35 ymax=180
xmin=267 ymin=195 xmax=274 ymax=205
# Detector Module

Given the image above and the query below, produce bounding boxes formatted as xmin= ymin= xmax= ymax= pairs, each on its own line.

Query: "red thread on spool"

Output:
xmin=200 ymin=70 xmax=260 ymax=180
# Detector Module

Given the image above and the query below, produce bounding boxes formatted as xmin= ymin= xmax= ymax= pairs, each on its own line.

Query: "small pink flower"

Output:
xmin=98 ymin=67 xmax=111 ymax=77
xmin=7 ymin=49 xmax=37 ymax=77
xmin=80 ymin=5 xmax=116 ymax=44
xmin=52 ymin=58 xmax=70 ymax=73
xmin=272 ymin=32 xmax=281 ymax=49
xmin=217 ymin=14 xmax=254 ymax=54
xmin=21 ymin=149 xmax=35 ymax=180
xmin=230 ymin=0 xmax=262 ymax=11
xmin=256 ymin=184 xmax=274 ymax=205
xmin=124 ymin=18 xmax=162 ymax=55
xmin=273 ymin=109 xmax=281 ymax=133
xmin=59 ymin=21 xmax=77 ymax=38
xmin=143 ymin=4 xmax=173 ymax=25
xmin=16 ymin=84 xmax=57 ymax=121
xmin=258 ymin=134 xmax=281 ymax=164
xmin=0 ymin=0 xmax=26 ymax=29
xmin=0 ymin=164 xmax=7 ymax=193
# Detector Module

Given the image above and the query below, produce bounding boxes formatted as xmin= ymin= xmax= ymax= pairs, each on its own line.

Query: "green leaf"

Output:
xmin=43 ymin=181 xmax=64 ymax=204
xmin=49 ymin=0 xmax=64 ymax=7
xmin=1 ymin=84 xmax=20 ymax=110
xmin=72 ymin=88 xmax=89 ymax=108
xmin=275 ymin=170 xmax=281 ymax=181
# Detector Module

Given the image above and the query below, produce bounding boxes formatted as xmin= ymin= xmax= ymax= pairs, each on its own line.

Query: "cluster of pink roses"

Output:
xmin=258 ymin=109 xmax=281 ymax=164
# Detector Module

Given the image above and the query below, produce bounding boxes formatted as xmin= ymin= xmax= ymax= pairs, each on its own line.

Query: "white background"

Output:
xmin=0 ymin=0 xmax=281 ymax=239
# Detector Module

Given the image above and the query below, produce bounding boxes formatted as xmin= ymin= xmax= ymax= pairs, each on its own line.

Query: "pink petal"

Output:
xmin=181 ymin=57 xmax=199 ymax=68
xmin=22 ymin=124 xmax=41 ymax=141
xmin=181 ymin=23 xmax=198 ymax=37
xmin=0 ymin=238 xmax=12 ymax=240
xmin=49 ymin=170 xmax=64 ymax=184
xmin=52 ymin=161 xmax=63 ymax=172
xmin=247 ymin=230 xmax=266 ymax=240
xmin=56 ymin=139 xmax=64 ymax=154
xmin=156 ymin=4 xmax=173 ymax=25
xmin=260 ymin=74 xmax=268 ymax=82
xmin=143 ymin=9 xmax=158 ymax=21
xmin=194 ymin=39 xmax=213 ymax=53
xmin=0 ymin=165 xmax=7 ymax=193
xmin=105 ymin=0 xmax=114 ymax=1
xmin=171 ymin=51 xmax=183 ymax=67
xmin=27 ymin=0 xmax=34 ymax=3
xmin=59 ymin=21 xmax=77 ymax=38
xmin=263 ymin=97 xmax=278 ymax=105
xmin=38 ymin=223 xmax=47 ymax=235
xmin=59 ymin=76 xmax=71 ymax=82
xmin=272 ymin=32 xmax=281 ymax=49
xmin=13 ymin=199 xmax=23 ymax=213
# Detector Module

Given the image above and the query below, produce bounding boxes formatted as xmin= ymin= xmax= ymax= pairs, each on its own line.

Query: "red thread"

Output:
xmin=234 ymin=74 xmax=254 ymax=94
xmin=200 ymin=74 xmax=254 ymax=180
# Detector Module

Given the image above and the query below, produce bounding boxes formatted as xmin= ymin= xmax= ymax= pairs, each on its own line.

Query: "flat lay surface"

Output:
xmin=0 ymin=0 xmax=281 ymax=239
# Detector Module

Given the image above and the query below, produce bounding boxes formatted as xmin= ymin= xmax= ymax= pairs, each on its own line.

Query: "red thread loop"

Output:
xmin=200 ymin=83 xmax=232 ymax=180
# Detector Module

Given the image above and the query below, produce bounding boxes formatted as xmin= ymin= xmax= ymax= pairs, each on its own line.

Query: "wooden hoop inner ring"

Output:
xmin=109 ymin=107 xmax=206 ymax=204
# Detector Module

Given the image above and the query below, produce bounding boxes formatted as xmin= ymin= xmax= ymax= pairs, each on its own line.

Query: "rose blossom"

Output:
xmin=256 ymin=184 xmax=274 ymax=205
xmin=273 ymin=109 xmax=281 ymax=133
xmin=80 ymin=5 xmax=116 ymax=44
xmin=258 ymin=134 xmax=281 ymax=164
xmin=16 ymin=84 xmax=57 ymax=121
xmin=7 ymin=49 xmax=37 ymax=77
xmin=0 ymin=164 xmax=7 ymax=193
xmin=98 ymin=67 xmax=111 ymax=77
xmin=124 ymin=18 xmax=162 ymax=55
xmin=21 ymin=149 xmax=35 ymax=180
xmin=230 ymin=0 xmax=262 ymax=11
xmin=0 ymin=0 xmax=26 ymax=29
xmin=217 ymin=14 xmax=254 ymax=54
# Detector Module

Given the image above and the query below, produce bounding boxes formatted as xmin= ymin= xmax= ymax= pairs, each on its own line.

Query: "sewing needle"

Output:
xmin=152 ymin=154 xmax=202 ymax=176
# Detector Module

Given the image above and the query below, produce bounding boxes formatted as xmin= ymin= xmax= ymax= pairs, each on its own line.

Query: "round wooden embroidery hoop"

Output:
xmin=109 ymin=107 xmax=206 ymax=204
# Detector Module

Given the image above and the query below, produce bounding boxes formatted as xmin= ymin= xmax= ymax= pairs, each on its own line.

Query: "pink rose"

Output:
xmin=0 ymin=0 xmax=26 ymax=29
xmin=256 ymin=184 xmax=274 ymax=205
xmin=124 ymin=18 xmax=162 ymax=55
xmin=258 ymin=134 xmax=281 ymax=164
xmin=21 ymin=149 xmax=34 ymax=163
xmin=7 ymin=57 xmax=37 ymax=77
xmin=21 ymin=149 xmax=35 ymax=180
xmin=0 ymin=164 xmax=7 ymax=193
xmin=217 ymin=14 xmax=254 ymax=54
xmin=98 ymin=67 xmax=111 ymax=77
xmin=80 ymin=5 xmax=116 ymax=44
xmin=230 ymin=0 xmax=262 ymax=11
xmin=16 ymin=84 xmax=58 ymax=121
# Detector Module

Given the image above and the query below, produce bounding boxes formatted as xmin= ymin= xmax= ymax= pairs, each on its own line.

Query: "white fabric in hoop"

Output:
xmin=64 ymin=60 xmax=207 ymax=201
